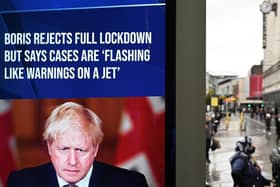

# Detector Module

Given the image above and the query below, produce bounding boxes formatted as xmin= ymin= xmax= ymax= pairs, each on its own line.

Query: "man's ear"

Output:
xmin=47 ymin=142 xmax=52 ymax=155
xmin=93 ymin=144 xmax=100 ymax=157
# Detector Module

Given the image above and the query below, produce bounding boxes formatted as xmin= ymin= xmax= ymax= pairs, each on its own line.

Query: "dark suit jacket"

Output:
xmin=7 ymin=161 xmax=149 ymax=187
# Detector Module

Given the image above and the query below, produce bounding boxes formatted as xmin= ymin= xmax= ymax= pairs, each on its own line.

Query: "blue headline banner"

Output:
xmin=0 ymin=0 xmax=165 ymax=13
xmin=0 ymin=4 xmax=165 ymax=99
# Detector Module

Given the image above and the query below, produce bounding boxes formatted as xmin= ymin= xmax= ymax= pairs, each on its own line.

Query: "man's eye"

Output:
xmin=77 ymin=148 xmax=85 ymax=152
xmin=59 ymin=147 xmax=69 ymax=151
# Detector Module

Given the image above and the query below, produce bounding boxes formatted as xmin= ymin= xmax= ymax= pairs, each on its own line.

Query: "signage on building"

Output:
xmin=211 ymin=97 xmax=218 ymax=107
xmin=250 ymin=75 xmax=263 ymax=98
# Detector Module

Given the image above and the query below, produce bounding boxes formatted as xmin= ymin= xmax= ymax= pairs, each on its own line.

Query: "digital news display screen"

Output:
xmin=0 ymin=1 xmax=174 ymax=187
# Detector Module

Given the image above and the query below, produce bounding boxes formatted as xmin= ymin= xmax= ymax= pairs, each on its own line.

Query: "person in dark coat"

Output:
xmin=265 ymin=111 xmax=272 ymax=133
xmin=274 ymin=108 xmax=280 ymax=145
xmin=7 ymin=102 xmax=148 ymax=187
xmin=206 ymin=120 xmax=214 ymax=164
xmin=276 ymin=118 xmax=280 ymax=145
xmin=230 ymin=136 xmax=271 ymax=187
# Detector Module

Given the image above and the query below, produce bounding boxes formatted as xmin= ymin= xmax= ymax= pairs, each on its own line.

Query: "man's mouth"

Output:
xmin=64 ymin=169 xmax=80 ymax=174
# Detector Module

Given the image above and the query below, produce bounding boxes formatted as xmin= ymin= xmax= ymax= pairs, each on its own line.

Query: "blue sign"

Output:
xmin=0 ymin=2 xmax=165 ymax=99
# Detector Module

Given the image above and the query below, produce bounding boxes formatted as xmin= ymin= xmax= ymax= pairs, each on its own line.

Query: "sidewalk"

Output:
xmin=206 ymin=114 xmax=276 ymax=187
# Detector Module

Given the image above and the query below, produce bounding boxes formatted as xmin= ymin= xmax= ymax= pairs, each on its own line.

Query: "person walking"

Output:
xmin=239 ymin=108 xmax=246 ymax=131
xmin=265 ymin=111 xmax=272 ymax=134
xmin=275 ymin=116 xmax=280 ymax=145
xmin=225 ymin=111 xmax=231 ymax=130
xmin=206 ymin=115 xmax=214 ymax=164
xmin=230 ymin=136 xmax=272 ymax=187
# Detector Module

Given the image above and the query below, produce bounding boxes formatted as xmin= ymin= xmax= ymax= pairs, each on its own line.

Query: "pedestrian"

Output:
xmin=211 ymin=110 xmax=221 ymax=133
xmin=265 ymin=111 xmax=272 ymax=133
xmin=239 ymin=108 xmax=246 ymax=131
xmin=206 ymin=114 xmax=214 ymax=164
xmin=275 ymin=116 xmax=280 ymax=145
xmin=230 ymin=136 xmax=272 ymax=187
xmin=261 ymin=108 xmax=266 ymax=121
xmin=225 ymin=111 xmax=231 ymax=130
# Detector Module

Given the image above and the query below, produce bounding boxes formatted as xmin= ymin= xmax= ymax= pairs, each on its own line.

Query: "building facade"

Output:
xmin=260 ymin=0 xmax=280 ymax=109
xmin=236 ymin=77 xmax=249 ymax=104
xmin=206 ymin=72 xmax=238 ymax=95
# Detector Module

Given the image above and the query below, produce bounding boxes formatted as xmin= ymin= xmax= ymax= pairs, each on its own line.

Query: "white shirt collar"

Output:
xmin=57 ymin=166 xmax=93 ymax=187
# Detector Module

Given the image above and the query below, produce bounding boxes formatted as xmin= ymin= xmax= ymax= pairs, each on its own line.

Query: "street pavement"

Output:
xmin=206 ymin=113 xmax=278 ymax=187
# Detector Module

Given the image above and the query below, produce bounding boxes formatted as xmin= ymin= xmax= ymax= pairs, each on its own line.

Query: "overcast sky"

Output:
xmin=206 ymin=0 xmax=264 ymax=77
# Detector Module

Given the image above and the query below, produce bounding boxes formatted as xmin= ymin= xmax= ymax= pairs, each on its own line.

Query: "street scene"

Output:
xmin=206 ymin=112 xmax=279 ymax=186
xmin=206 ymin=0 xmax=280 ymax=186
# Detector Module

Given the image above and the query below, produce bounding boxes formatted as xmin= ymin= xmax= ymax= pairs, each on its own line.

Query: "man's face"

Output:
xmin=47 ymin=127 xmax=98 ymax=184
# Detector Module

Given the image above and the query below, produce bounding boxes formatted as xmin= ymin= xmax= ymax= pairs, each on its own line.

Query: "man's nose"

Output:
xmin=68 ymin=149 xmax=77 ymax=166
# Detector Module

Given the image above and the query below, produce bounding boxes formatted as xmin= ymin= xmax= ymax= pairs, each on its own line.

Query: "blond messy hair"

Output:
xmin=43 ymin=102 xmax=104 ymax=146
